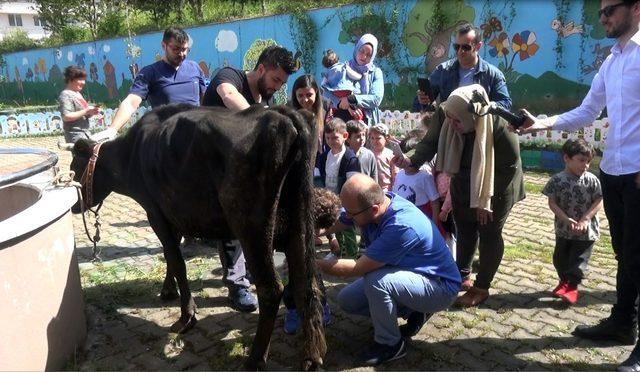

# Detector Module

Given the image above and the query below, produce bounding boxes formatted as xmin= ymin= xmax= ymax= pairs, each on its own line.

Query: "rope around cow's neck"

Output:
xmin=52 ymin=170 xmax=104 ymax=262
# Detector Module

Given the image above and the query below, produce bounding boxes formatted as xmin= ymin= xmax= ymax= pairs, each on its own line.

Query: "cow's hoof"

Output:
xmin=169 ymin=314 xmax=197 ymax=334
xmin=301 ymin=358 xmax=323 ymax=371
xmin=159 ymin=289 xmax=179 ymax=302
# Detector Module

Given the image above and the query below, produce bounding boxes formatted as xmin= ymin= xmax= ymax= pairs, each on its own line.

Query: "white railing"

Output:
xmin=0 ymin=107 xmax=609 ymax=151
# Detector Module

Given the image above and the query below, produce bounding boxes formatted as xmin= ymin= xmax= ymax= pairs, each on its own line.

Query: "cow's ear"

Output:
xmin=73 ymin=139 xmax=96 ymax=157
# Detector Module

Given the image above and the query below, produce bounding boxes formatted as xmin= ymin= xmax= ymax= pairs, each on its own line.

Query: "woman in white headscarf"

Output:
xmin=397 ymin=84 xmax=524 ymax=307
xmin=335 ymin=33 xmax=385 ymax=126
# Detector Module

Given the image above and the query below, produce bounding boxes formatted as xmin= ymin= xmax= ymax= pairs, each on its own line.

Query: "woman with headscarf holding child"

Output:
xmin=327 ymin=33 xmax=384 ymax=126
xmin=395 ymin=84 xmax=524 ymax=307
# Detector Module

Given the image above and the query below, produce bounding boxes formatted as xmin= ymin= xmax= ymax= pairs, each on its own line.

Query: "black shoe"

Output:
xmin=228 ymin=287 xmax=258 ymax=312
xmin=400 ymin=312 xmax=433 ymax=338
xmin=358 ymin=339 xmax=406 ymax=366
xmin=619 ymin=351 xmax=640 ymax=372
xmin=572 ymin=317 xmax=637 ymax=345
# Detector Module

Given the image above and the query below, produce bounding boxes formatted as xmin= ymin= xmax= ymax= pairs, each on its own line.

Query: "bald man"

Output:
xmin=317 ymin=174 xmax=461 ymax=366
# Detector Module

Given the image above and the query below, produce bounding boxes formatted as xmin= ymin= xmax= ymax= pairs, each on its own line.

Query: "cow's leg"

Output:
xmin=164 ymin=246 xmax=197 ymax=333
xmin=160 ymin=272 xmax=179 ymax=301
xmin=242 ymin=239 xmax=283 ymax=370
xmin=283 ymin=234 xmax=325 ymax=370
xmin=147 ymin=210 xmax=197 ymax=333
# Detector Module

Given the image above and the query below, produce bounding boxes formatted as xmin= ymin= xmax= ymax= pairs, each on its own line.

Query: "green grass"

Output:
xmin=503 ymin=241 xmax=553 ymax=263
xmin=524 ymin=181 xmax=545 ymax=194
xmin=80 ymin=255 xmax=218 ymax=317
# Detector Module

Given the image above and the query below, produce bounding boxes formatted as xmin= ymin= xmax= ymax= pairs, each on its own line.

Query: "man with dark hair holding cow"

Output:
xmin=201 ymin=45 xmax=299 ymax=312
xmin=202 ymin=45 xmax=298 ymax=108
xmin=92 ymin=26 xmax=206 ymax=140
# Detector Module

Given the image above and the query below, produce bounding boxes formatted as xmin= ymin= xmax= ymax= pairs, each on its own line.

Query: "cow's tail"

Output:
xmin=273 ymin=106 xmax=326 ymax=368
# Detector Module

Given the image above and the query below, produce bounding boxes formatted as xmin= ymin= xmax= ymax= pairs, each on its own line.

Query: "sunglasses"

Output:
xmin=598 ymin=2 xmax=627 ymax=18
xmin=453 ymin=43 xmax=474 ymax=52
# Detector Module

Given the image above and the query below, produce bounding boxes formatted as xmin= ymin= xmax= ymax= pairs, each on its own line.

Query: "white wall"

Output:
xmin=0 ymin=1 xmax=49 ymax=40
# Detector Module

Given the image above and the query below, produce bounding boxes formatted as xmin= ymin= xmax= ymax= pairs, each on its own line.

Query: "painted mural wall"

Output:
xmin=0 ymin=0 xmax=610 ymax=133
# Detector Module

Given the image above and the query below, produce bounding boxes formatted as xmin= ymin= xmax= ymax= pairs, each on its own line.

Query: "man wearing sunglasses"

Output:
xmin=520 ymin=1 xmax=640 ymax=370
xmin=412 ymin=22 xmax=512 ymax=113
xmin=317 ymin=174 xmax=461 ymax=366
xmin=94 ymin=26 xmax=206 ymax=139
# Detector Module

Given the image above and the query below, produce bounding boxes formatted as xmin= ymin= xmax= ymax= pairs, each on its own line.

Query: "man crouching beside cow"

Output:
xmin=317 ymin=174 xmax=461 ymax=366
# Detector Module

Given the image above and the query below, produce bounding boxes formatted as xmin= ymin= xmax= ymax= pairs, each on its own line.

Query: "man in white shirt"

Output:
xmin=521 ymin=1 xmax=640 ymax=370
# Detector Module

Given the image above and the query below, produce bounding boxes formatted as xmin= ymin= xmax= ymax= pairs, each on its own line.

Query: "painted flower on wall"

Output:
xmin=486 ymin=27 xmax=541 ymax=83
xmin=488 ymin=32 xmax=509 ymax=58
xmin=511 ymin=31 xmax=539 ymax=61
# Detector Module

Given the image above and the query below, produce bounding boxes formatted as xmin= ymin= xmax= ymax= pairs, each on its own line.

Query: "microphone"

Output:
xmin=468 ymin=90 xmax=526 ymax=128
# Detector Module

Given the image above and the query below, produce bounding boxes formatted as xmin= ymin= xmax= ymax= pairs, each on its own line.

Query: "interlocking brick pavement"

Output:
xmin=1 ymin=135 xmax=631 ymax=370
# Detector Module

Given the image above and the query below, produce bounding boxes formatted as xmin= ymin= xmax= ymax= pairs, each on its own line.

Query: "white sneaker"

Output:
xmin=323 ymin=252 xmax=338 ymax=261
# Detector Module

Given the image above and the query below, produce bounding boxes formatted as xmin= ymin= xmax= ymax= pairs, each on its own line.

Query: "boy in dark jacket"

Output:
xmin=317 ymin=118 xmax=361 ymax=258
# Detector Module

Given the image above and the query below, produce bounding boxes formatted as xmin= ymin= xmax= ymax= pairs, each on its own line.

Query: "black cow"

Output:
xmin=70 ymin=104 xmax=326 ymax=369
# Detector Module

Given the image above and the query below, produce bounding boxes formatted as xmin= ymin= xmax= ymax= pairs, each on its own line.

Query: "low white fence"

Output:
xmin=0 ymin=107 xmax=610 ymax=151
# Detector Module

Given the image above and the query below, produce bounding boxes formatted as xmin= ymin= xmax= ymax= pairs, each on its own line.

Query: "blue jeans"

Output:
xmin=337 ymin=267 xmax=457 ymax=345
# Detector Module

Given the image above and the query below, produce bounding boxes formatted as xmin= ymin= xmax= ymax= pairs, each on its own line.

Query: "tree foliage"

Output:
xmin=0 ymin=29 xmax=38 ymax=55
xmin=29 ymin=0 xmax=359 ymax=48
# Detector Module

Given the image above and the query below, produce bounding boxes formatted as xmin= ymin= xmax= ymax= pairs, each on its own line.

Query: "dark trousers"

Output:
xmin=218 ymin=239 xmax=250 ymax=290
xmin=452 ymin=191 xmax=513 ymax=290
xmin=600 ymin=169 xmax=640 ymax=326
xmin=553 ymin=237 xmax=594 ymax=285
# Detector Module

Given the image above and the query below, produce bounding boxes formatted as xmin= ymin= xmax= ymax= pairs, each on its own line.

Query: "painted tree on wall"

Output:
xmin=337 ymin=4 xmax=397 ymax=60
xmin=582 ymin=0 xmax=606 ymax=39
xmin=403 ymin=0 xmax=475 ymax=73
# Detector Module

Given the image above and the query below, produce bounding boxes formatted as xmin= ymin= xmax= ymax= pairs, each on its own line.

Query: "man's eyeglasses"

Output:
xmin=453 ymin=43 xmax=474 ymax=52
xmin=598 ymin=2 xmax=627 ymax=18
xmin=345 ymin=204 xmax=375 ymax=218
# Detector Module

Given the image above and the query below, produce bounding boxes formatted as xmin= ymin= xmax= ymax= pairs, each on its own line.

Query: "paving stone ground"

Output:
xmin=2 ymin=135 xmax=631 ymax=371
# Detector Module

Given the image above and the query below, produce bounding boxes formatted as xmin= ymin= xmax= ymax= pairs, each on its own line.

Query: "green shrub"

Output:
xmin=58 ymin=26 xmax=90 ymax=44
xmin=0 ymin=29 xmax=38 ymax=54
xmin=97 ymin=11 xmax=126 ymax=39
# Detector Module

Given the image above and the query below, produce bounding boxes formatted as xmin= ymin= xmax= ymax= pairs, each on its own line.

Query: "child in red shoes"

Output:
xmin=542 ymin=139 xmax=603 ymax=304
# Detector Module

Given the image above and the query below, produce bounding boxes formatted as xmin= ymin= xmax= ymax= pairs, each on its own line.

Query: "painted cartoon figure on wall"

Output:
xmin=582 ymin=43 xmax=612 ymax=75
xmin=37 ymin=58 xmax=46 ymax=81
xmin=49 ymin=65 xmax=62 ymax=82
xmin=14 ymin=66 xmax=23 ymax=95
xmin=89 ymin=63 xmax=98 ymax=81
xmin=551 ymin=19 xmax=584 ymax=38
xmin=198 ymin=61 xmax=210 ymax=79
xmin=7 ymin=116 xmax=20 ymax=135
xmin=75 ymin=53 xmax=86 ymax=69
xmin=103 ymin=59 xmax=117 ymax=100
xmin=50 ymin=115 xmax=62 ymax=131
xmin=404 ymin=0 xmax=475 ymax=73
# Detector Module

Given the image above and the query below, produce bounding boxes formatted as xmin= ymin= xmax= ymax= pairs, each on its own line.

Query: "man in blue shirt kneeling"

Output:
xmin=317 ymin=174 xmax=461 ymax=366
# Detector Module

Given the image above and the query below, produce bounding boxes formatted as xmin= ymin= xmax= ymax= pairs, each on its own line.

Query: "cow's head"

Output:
xmin=70 ymin=138 xmax=113 ymax=213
